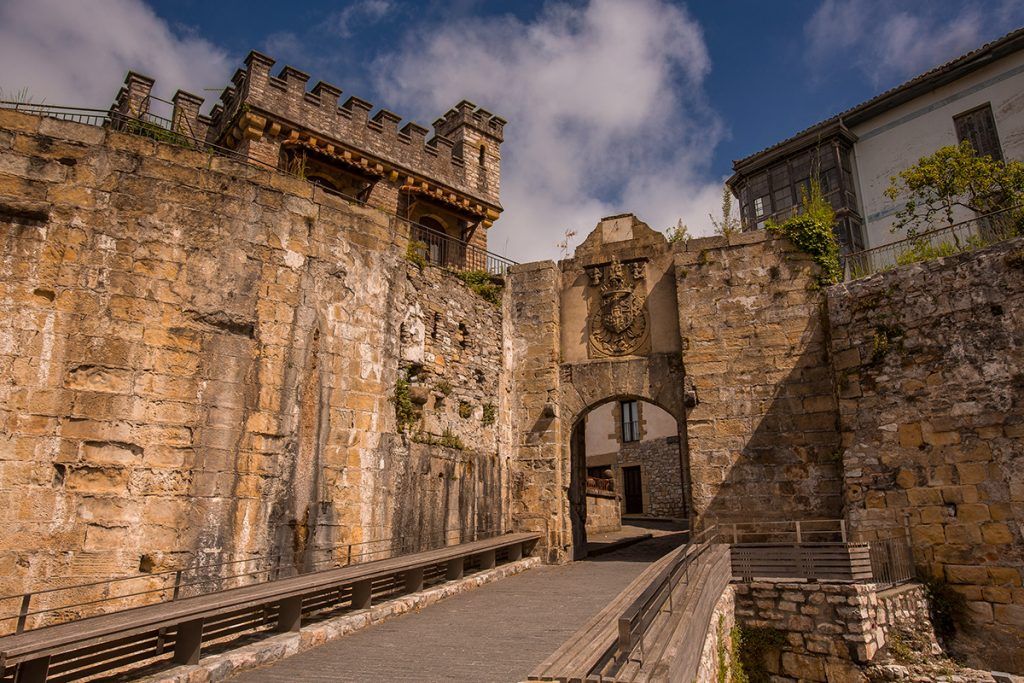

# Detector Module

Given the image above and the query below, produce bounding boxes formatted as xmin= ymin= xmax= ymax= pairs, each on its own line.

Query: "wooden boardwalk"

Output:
xmin=231 ymin=532 xmax=688 ymax=683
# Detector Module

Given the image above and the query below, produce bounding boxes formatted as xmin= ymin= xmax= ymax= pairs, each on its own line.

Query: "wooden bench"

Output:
xmin=0 ymin=533 xmax=539 ymax=683
xmin=528 ymin=541 xmax=694 ymax=682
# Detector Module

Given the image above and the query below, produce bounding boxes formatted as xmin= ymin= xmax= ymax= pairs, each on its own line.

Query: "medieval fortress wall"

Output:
xmin=0 ymin=108 xmax=1021 ymax=667
xmin=829 ymin=241 xmax=1024 ymax=669
xmin=0 ymin=110 xmax=509 ymax=623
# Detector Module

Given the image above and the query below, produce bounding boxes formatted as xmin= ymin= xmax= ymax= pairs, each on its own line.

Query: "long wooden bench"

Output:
xmin=0 ymin=533 xmax=539 ymax=683
xmin=528 ymin=541 xmax=697 ymax=682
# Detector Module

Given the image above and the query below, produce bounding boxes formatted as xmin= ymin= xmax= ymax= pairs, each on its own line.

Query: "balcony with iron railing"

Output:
xmin=0 ymin=99 xmax=516 ymax=277
xmin=842 ymin=205 xmax=1022 ymax=280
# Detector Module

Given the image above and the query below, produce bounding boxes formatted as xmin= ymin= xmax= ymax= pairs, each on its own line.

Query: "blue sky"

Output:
xmin=1 ymin=0 xmax=1021 ymax=261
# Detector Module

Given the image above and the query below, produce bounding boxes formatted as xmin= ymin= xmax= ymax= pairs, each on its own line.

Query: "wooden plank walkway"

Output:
xmin=231 ymin=532 xmax=689 ymax=683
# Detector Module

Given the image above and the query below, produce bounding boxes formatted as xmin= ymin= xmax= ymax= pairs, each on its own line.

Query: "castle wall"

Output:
xmin=0 ymin=110 xmax=509 ymax=628
xmin=675 ymin=232 xmax=843 ymax=524
xmin=211 ymin=53 xmax=503 ymax=210
xmin=828 ymin=238 xmax=1024 ymax=672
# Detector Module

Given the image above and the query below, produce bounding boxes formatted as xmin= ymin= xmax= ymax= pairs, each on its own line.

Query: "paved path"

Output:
xmin=232 ymin=531 xmax=686 ymax=683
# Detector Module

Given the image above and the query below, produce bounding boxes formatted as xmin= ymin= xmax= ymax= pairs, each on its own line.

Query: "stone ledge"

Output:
xmin=138 ymin=556 xmax=541 ymax=683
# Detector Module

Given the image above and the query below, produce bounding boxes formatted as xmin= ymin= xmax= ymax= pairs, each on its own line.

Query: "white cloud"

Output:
xmin=336 ymin=0 xmax=395 ymax=39
xmin=0 ymin=0 xmax=231 ymax=111
xmin=373 ymin=0 xmax=727 ymax=263
xmin=804 ymin=0 xmax=1019 ymax=87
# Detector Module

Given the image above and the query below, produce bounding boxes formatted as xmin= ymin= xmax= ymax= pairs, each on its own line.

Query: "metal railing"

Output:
xmin=614 ymin=525 xmax=718 ymax=666
xmin=409 ymin=222 xmax=515 ymax=275
xmin=868 ymin=531 xmax=916 ymax=589
xmin=0 ymin=525 xmax=497 ymax=635
xmin=843 ymin=205 xmax=1022 ymax=279
xmin=0 ymin=100 xmax=516 ymax=276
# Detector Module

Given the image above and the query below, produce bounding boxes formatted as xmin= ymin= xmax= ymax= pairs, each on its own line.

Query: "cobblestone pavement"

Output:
xmin=232 ymin=532 xmax=686 ymax=683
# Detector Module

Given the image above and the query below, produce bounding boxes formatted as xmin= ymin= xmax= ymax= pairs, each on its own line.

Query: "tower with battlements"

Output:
xmin=110 ymin=51 xmax=505 ymax=258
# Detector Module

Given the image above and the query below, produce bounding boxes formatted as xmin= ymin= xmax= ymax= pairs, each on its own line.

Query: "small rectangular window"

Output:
xmin=621 ymin=400 xmax=639 ymax=443
xmin=754 ymin=196 xmax=766 ymax=216
xmin=954 ymin=103 xmax=1003 ymax=161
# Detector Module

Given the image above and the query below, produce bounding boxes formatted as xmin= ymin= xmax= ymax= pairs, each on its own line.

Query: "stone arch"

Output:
xmin=560 ymin=353 xmax=690 ymax=559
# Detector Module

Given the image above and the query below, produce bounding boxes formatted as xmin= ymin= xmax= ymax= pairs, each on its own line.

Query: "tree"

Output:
xmin=885 ymin=141 xmax=1024 ymax=240
xmin=710 ymin=185 xmax=741 ymax=237
xmin=665 ymin=219 xmax=690 ymax=244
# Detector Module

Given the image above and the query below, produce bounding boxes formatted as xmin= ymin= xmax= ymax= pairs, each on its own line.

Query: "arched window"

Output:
xmin=478 ymin=145 xmax=486 ymax=166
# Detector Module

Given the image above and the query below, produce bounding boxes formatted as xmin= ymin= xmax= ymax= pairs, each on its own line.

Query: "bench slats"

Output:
xmin=1 ymin=533 xmax=538 ymax=671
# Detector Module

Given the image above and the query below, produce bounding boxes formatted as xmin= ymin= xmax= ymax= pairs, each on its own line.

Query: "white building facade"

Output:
xmin=728 ymin=28 xmax=1024 ymax=253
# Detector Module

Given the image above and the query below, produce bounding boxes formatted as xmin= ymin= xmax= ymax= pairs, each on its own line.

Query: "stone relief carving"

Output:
xmin=587 ymin=257 xmax=650 ymax=357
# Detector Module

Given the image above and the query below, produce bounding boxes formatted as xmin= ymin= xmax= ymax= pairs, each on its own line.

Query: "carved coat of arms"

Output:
xmin=586 ymin=257 xmax=649 ymax=357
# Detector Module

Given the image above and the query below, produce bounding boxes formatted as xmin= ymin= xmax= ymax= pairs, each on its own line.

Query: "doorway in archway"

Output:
xmin=569 ymin=398 xmax=689 ymax=559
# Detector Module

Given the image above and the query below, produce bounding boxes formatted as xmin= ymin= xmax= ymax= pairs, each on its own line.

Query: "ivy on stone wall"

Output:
xmin=731 ymin=626 xmax=786 ymax=683
xmin=767 ymin=180 xmax=841 ymax=286
xmin=455 ymin=269 xmax=503 ymax=305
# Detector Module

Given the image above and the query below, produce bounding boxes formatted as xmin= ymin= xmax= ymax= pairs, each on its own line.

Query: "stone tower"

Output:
xmin=433 ymin=100 xmax=505 ymax=211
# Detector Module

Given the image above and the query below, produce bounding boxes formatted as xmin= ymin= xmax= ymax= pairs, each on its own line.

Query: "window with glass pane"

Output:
xmin=621 ymin=400 xmax=639 ymax=443
xmin=754 ymin=196 xmax=766 ymax=216
xmin=954 ymin=104 xmax=1003 ymax=161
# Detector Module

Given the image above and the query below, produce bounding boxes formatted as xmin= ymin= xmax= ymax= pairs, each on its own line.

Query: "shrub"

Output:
xmin=455 ymin=269 xmax=503 ymax=305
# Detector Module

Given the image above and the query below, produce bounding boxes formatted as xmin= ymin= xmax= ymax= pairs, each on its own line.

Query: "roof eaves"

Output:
xmin=732 ymin=25 xmax=1024 ymax=171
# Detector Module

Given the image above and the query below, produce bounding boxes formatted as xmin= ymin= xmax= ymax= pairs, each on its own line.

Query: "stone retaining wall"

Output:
xmin=828 ymin=238 xmax=1024 ymax=672
xmin=734 ymin=581 xmax=879 ymax=682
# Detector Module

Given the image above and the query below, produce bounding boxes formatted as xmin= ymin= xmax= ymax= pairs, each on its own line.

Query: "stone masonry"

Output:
xmin=676 ymin=231 xmax=843 ymax=524
xmin=0 ymin=109 xmax=511 ymax=628
xmin=828 ymin=238 xmax=1024 ymax=672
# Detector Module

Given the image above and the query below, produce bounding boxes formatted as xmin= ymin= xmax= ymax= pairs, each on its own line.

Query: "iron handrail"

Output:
xmin=843 ymin=203 xmax=1022 ymax=279
xmin=615 ymin=525 xmax=718 ymax=664
xmin=0 ymin=100 xmax=517 ymax=275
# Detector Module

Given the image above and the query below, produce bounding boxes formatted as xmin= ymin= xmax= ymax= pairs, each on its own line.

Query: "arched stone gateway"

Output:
xmin=505 ymin=214 xmax=844 ymax=563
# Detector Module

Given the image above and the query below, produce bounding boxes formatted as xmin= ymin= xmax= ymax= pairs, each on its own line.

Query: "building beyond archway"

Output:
xmin=504 ymin=213 xmax=844 ymax=564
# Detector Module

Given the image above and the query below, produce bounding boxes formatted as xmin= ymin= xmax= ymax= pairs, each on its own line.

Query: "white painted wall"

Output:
xmin=851 ymin=50 xmax=1024 ymax=248
xmin=584 ymin=399 xmax=675 ymax=462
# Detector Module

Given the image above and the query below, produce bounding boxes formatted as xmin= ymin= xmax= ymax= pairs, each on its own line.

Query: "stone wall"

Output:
xmin=694 ymin=585 xmax=737 ymax=683
xmin=585 ymin=489 xmax=621 ymax=534
xmin=616 ymin=436 xmax=686 ymax=517
xmin=828 ymin=238 xmax=1024 ymax=672
xmin=0 ymin=110 xmax=509 ymax=627
xmin=734 ymin=581 xmax=880 ymax=682
xmin=676 ymin=232 xmax=843 ymax=524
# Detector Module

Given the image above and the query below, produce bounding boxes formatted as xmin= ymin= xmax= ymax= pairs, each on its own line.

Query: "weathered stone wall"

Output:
xmin=585 ymin=489 xmax=621 ymax=534
xmin=734 ymin=581 xmax=880 ymax=682
xmin=694 ymin=585 xmax=737 ymax=683
xmin=0 ymin=110 xmax=509 ymax=627
xmin=504 ymin=260 xmax=566 ymax=561
xmin=615 ymin=436 xmax=686 ymax=517
xmin=828 ymin=238 xmax=1024 ymax=672
xmin=676 ymin=232 xmax=843 ymax=524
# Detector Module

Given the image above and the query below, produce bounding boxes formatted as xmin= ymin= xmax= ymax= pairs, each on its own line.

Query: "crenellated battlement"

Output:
xmin=193 ymin=51 xmax=504 ymax=210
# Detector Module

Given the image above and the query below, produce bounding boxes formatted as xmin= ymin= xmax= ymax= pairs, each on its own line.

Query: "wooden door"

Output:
xmin=623 ymin=466 xmax=643 ymax=514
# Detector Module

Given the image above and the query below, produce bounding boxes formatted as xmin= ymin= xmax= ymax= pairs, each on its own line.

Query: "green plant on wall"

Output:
xmin=458 ymin=401 xmax=473 ymax=419
xmin=391 ymin=376 xmax=417 ymax=432
xmin=767 ymin=179 xmax=841 ymax=286
xmin=924 ymin=577 xmax=967 ymax=643
xmin=885 ymin=141 xmax=1024 ymax=240
xmin=455 ymin=269 xmax=503 ymax=305
xmin=481 ymin=402 xmax=497 ymax=426
xmin=731 ymin=626 xmax=785 ymax=683
xmin=406 ymin=240 xmax=427 ymax=268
